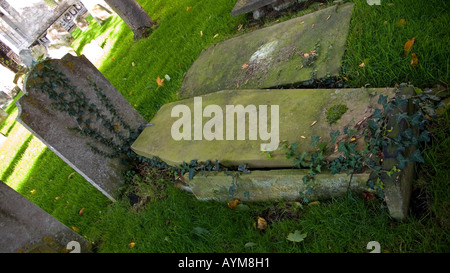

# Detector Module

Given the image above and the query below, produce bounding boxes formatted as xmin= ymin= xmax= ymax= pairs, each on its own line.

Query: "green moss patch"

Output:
xmin=326 ymin=104 xmax=348 ymax=125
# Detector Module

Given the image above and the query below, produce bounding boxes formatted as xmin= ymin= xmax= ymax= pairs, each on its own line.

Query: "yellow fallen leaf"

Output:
xmin=237 ymin=24 xmax=243 ymax=31
xmin=186 ymin=6 xmax=192 ymax=11
xmin=397 ymin=18 xmax=406 ymax=27
xmin=256 ymin=217 xmax=267 ymax=231
xmin=131 ymin=62 xmax=135 ymax=67
xmin=157 ymin=77 xmax=165 ymax=87
xmin=129 ymin=242 xmax=136 ymax=248
xmin=404 ymin=37 xmax=415 ymax=55
xmin=359 ymin=62 xmax=365 ymax=68
xmin=114 ymin=124 xmax=120 ymax=131
xmin=411 ymin=53 xmax=418 ymax=68
xmin=350 ymin=137 xmax=356 ymax=142
xmin=30 ymin=189 xmax=36 ymax=194
xmin=213 ymin=33 xmax=219 ymax=39
xmin=72 ymin=226 xmax=79 ymax=232
xmin=129 ymin=90 xmax=133 ymax=95
xmin=228 ymin=199 xmax=239 ymax=209
xmin=200 ymin=30 xmax=203 ymax=36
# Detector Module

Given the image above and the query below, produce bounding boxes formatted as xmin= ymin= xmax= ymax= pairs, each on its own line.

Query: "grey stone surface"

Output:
xmin=185 ymin=169 xmax=374 ymax=202
xmin=16 ymin=54 xmax=147 ymax=201
xmin=180 ymin=3 xmax=354 ymax=98
xmin=232 ymin=0 xmax=278 ymax=17
xmin=0 ymin=181 xmax=91 ymax=253
xmin=0 ymin=108 xmax=7 ymax=124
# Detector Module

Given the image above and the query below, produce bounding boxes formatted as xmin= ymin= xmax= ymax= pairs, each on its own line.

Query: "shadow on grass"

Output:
xmin=1 ymin=134 xmax=33 ymax=182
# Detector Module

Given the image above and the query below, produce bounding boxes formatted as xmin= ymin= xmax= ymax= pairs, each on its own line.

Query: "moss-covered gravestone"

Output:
xmin=16 ymin=54 xmax=147 ymax=201
xmin=180 ymin=3 xmax=354 ymax=98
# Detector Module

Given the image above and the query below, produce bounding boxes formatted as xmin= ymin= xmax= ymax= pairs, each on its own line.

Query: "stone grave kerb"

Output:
xmin=16 ymin=54 xmax=148 ymax=201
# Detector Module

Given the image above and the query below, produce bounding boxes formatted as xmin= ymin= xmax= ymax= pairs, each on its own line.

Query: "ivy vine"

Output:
xmin=27 ymin=59 xmax=145 ymax=161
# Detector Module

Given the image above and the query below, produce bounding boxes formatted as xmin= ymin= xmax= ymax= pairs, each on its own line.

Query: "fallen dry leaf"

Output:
xmin=72 ymin=226 xmax=79 ymax=232
xmin=213 ymin=33 xmax=219 ymax=39
xmin=200 ymin=30 xmax=203 ymax=36
xmin=308 ymin=201 xmax=320 ymax=206
xmin=362 ymin=192 xmax=377 ymax=202
xmin=131 ymin=62 xmax=135 ymax=67
xmin=310 ymin=121 xmax=317 ymax=127
xmin=30 ymin=189 xmax=36 ymax=194
xmin=129 ymin=242 xmax=136 ymax=248
xmin=411 ymin=53 xmax=418 ymax=68
xmin=326 ymin=15 xmax=331 ymax=21
xmin=359 ymin=62 xmax=365 ymax=68
xmin=397 ymin=18 xmax=406 ymax=27
xmin=237 ymin=24 xmax=243 ymax=31
xmin=79 ymin=208 xmax=85 ymax=215
xmin=404 ymin=37 xmax=415 ymax=55
xmin=256 ymin=217 xmax=267 ymax=231
xmin=241 ymin=63 xmax=249 ymax=69
xmin=300 ymin=136 xmax=307 ymax=139
xmin=227 ymin=199 xmax=239 ymax=209
xmin=311 ymin=24 xmax=315 ymax=29
xmin=157 ymin=77 xmax=165 ymax=87
xmin=114 ymin=124 xmax=120 ymax=131
xmin=186 ymin=6 xmax=192 ymax=11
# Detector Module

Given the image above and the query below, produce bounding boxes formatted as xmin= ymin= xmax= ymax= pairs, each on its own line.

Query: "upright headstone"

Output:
xmin=0 ymin=181 xmax=91 ymax=253
xmin=16 ymin=54 xmax=147 ymax=201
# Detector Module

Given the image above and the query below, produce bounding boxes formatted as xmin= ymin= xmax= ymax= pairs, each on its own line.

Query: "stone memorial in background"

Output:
xmin=0 ymin=181 xmax=91 ymax=253
xmin=16 ymin=54 xmax=148 ymax=201
xmin=180 ymin=3 xmax=354 ymax=98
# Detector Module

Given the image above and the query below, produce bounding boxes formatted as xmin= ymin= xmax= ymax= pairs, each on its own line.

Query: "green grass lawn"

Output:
xmin=0 ymin=0 xmax=448 ymax=253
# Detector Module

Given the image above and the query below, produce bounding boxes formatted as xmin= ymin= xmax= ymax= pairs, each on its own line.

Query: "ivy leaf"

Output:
xmin=373 ymin=108 xmax=383 ymax=120
xmin=286 ymin=230 xmax=307 ymax=243
xmin=418 ymin=131 xmax=430 ymax=143
xmin=409 ymin=150 xmax=424 ymax=163
xmin=397 ymin=153 xmax=409 ymax=169
xmin=330 ymin=130 xmax=340 ymax=144
xmin=310 ymin=135 xmax=320 ymax=148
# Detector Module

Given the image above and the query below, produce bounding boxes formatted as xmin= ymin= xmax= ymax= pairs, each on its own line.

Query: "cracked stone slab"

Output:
xmin=184 ymin=169 xmax=374 ymax=202
xmin=179 ymin=3 xmax=354 ymax=99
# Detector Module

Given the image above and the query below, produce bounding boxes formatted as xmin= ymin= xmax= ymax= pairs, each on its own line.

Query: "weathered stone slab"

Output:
xmin=0 ymin=108 xmax=7 ymax=124
xmin=131 ymin=87 xmax=397 ymax=168
xmin=184 ymin=169 xmax=374 ymax=202
xmin=231 ymin=0 xmax=278 ymax=17
xmin=17 ymin=54 xmax=147 ymax=201
xmin=180 ymin=3 xmax=354 ymax=99
xmin=0 ymin=181 xmax=91 ymax=253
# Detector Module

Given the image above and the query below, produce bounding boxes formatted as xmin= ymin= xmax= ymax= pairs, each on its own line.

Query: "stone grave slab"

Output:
xmin=131 ymin=87 xmax=397 ymax=169
xmin=16 ymin=54 xmax=148 ymax=201
xmin=231 ymin=0 xmax=278 ymax=17
xmin=179 ymin=3 xmax=354 ymax=99
xmin=184 ymin=169 xmax=374 ymax=202
xmin=0 ymin=181 xmax=91 ymax=253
